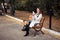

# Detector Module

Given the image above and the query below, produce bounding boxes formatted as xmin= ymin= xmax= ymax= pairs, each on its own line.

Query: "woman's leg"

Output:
xmin=24 ymin=22 xmax=36 ymax=36
xmin=29 ymin=22 xmax=35 ymax=27
xmin=24 ymin=22 xmax=31 ymax=36
xmin=24 ymin=25 xmax=30 ymax=36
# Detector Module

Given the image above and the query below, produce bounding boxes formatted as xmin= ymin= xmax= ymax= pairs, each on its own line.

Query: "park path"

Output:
xmin=0 ymin=16 xmax=59 ymax=40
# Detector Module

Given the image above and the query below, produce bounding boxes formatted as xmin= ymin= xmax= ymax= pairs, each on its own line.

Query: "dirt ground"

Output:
xmin=7 ymin=10 xmax=60 ymax=32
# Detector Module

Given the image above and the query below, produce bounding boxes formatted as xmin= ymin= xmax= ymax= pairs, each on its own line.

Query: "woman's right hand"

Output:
xmin=32 ymin=11 xmax=35 ymax=15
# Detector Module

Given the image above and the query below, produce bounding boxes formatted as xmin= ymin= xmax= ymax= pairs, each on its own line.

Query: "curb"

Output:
xmin=42 ymin=27 xmax=60 ymax=39
xmin=5 ymin=15 xmax=23 ymax=22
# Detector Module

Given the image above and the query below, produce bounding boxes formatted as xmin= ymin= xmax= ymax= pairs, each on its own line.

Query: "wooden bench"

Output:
xmin=32 ymin=17 xmax=45 ymax=35
xmin=32 ymin=17 xmax=45 ymax=31
xmin=28 ymin=15 xmax=45 ymax=31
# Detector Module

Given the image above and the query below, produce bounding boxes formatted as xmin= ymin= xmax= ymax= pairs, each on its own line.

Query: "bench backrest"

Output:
xmin=32 ymin=17 xmax=45 ymax=31
xmin=39 ymin=17 xmax=45 ymax=28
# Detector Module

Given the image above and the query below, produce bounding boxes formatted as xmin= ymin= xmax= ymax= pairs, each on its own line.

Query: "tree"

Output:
xmin=53 ymin=0 xmax=60 ymax=17
xmin=46 ymin=0 xmax=54 ymax=29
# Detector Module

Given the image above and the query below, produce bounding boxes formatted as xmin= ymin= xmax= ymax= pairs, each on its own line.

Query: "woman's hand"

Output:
xmin=32 ymin=11 xmax=35 ymax=16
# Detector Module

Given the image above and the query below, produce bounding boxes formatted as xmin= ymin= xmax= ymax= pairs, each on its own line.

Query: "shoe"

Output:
xmin=24 ymin=32 xmax=29 ymax=36
xmin=22 ymin=29 xmax=26 ymax=31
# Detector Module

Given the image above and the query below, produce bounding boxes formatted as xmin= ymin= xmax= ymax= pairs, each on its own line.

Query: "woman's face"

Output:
xmin=37 ymin=8 xmax=40 ymax=14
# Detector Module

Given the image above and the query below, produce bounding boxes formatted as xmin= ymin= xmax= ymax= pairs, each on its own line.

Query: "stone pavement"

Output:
xmin=0 ymin=16 xmax=59 ymax=40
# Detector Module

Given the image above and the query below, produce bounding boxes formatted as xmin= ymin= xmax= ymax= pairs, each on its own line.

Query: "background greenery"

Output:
xmin=0 ymin=0 xmax=60 ymax=17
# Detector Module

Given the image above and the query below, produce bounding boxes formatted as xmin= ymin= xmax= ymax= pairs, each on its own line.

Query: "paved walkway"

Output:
xmin=0 ymin=16 xmax=59 ymax=40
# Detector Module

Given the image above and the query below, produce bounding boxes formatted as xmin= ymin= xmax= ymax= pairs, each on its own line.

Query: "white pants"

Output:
xmin=29 ymin=21 xmax=39 ymax=27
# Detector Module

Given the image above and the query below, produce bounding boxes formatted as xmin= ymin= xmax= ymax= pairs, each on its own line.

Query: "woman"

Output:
xmin=29 ymin=8 xmax=42 ymax=28
xmin=23 ymin=8 xmax=42 ymax=36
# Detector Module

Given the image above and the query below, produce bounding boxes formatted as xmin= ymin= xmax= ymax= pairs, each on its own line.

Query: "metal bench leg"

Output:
xmin=34 ymin=30 xmax=39 ymax=36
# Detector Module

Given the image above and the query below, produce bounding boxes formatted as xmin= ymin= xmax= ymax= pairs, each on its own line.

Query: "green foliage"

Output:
xmin=25 ymin=0 xmax=41 ymax=12
xmin=1 ymin=0 xmax=60 ymax=17
xmin=0 ymin=0 xmax=3 ymax=3
xmin=14 ymin=0 xmax=60 ymax=17
xmin=15 ymin=0 xmax=27 ymax=10
xmin=14 ymin=0 xmax=44 ymax=11
xmin=53 ymin=0 xmax=60 ymax=17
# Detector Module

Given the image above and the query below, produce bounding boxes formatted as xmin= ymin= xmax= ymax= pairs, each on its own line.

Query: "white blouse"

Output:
xmin=29 ymin=12 xmax=42 ymax=27
xmin=32 ymin=12 xmax=42 ymax=23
